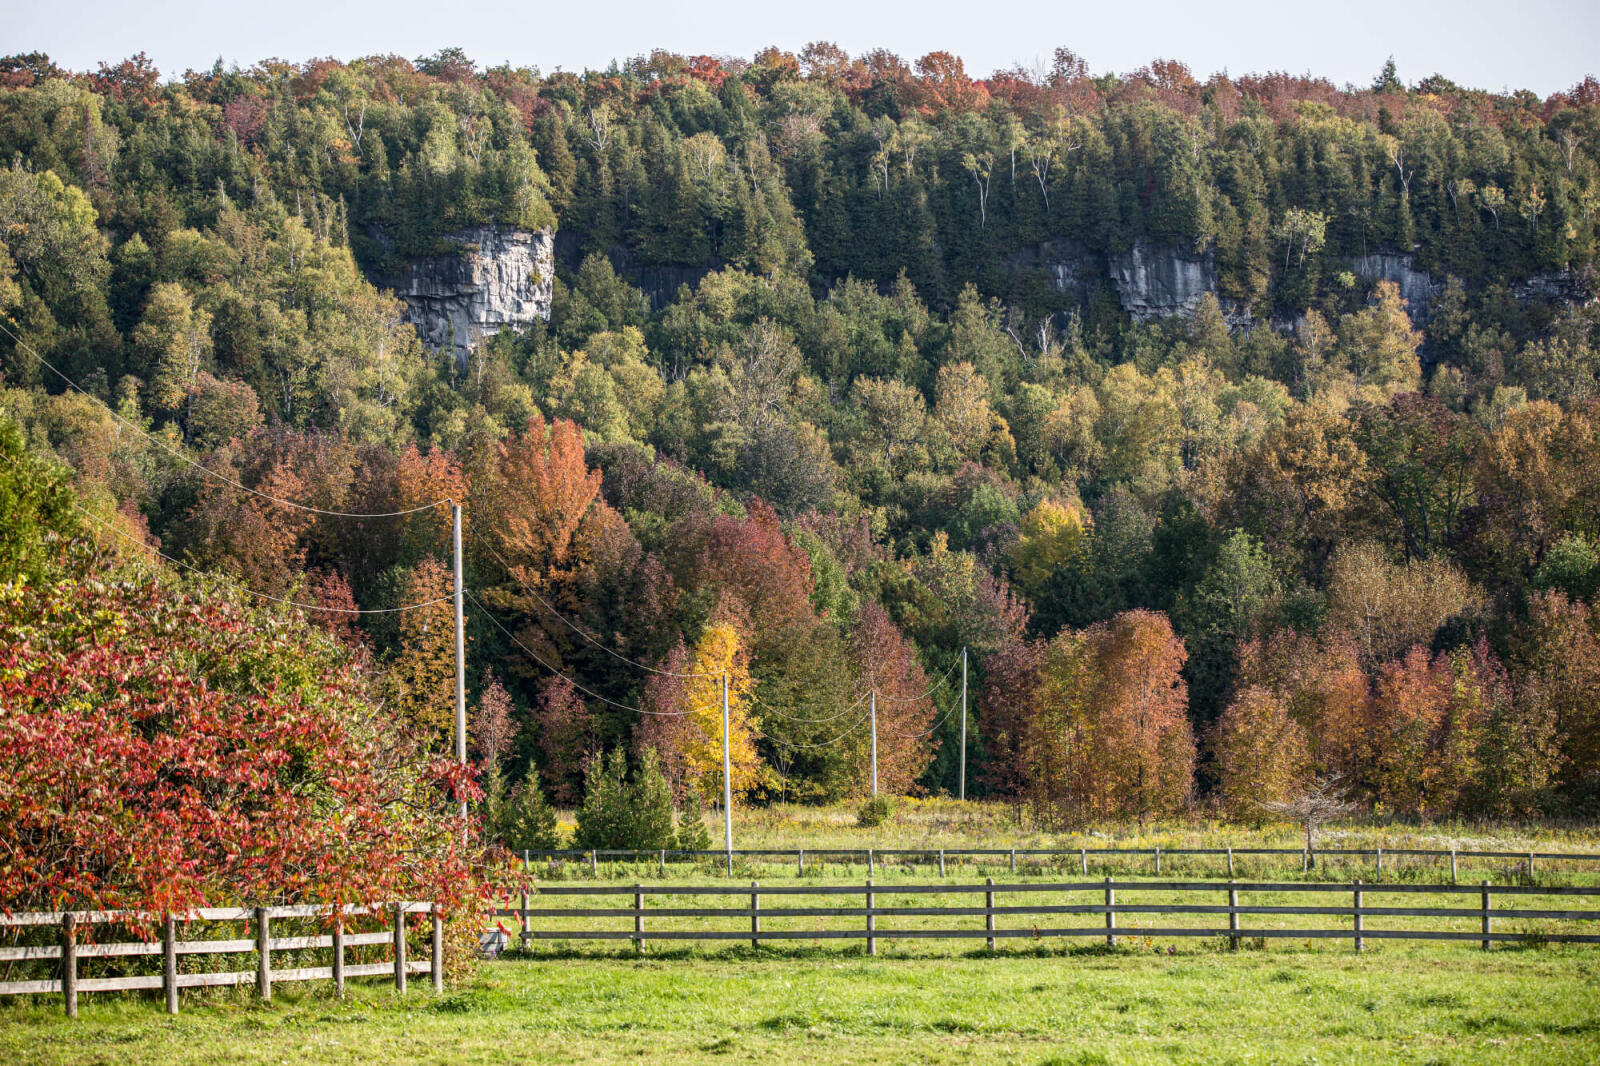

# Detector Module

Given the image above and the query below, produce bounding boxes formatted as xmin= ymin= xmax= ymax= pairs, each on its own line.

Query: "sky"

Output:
xmin=8 ymin=0 xmax=1598 ymax=98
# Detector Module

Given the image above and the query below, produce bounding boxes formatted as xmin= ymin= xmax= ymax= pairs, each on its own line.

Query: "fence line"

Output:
xmin=0 ymin=901 xmax=441 ymax=1017
xmin=490 ymin=878 xmax=1600 ymax=954
xmin=514 ymin=845 xmax=1595 ymax=880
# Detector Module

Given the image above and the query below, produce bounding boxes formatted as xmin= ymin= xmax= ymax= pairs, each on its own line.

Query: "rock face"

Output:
xmin=1349 ymin=252 xmax=1446 ymax=323
xmin=1513 ymin=268 xmax=1595 ymax=307
xmin=1013 ymin=238 xmax=1248 ymax=323
xmin=1004 ymin=238 xmax=1099 ymax=304
xmin=378 ymin=227 xmax=553 ymax=362
xmin=1108 ymin=238 xmax=1220 ymax=321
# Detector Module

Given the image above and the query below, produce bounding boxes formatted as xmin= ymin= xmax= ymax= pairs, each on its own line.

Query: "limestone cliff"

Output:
xmin=1349 ymin=252 xmax=1446 ymax=323
xmin=1108 ymin=239 xmax=1221 ymax=321
xmin=1012 ymin=238 xmax=1247 ymax=323
xmin=373 ymin=226 xmax=553 ymax=363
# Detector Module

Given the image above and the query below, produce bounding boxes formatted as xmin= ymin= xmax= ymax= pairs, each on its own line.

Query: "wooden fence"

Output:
xmin=491 ymin=878 xmax=1600 ymax=954
xmin=515 ymin=845 xmax=1598 ymax=879
xmin=0 ymin=902 xmax=441 ymax=1017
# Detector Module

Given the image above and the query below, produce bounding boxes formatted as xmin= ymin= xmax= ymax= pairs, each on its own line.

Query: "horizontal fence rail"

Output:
xmin=490 ymin=878 xmax=1600 ymax=955
xmin=0 ymin=902 xmax=442 ymax=1017
xmin=513 ymin=845 xmax=1597 ymax=879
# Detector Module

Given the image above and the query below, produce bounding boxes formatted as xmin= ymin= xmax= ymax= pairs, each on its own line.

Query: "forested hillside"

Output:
xmin=2 ymin=44 xmax=1598 ymax=829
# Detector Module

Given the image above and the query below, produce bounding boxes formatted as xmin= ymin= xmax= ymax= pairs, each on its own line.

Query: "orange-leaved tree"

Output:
xmin=1211 ymin=685 xmax=1310 ymax=822
xmin=1086 ymin=609 xmax=1194 ymax=824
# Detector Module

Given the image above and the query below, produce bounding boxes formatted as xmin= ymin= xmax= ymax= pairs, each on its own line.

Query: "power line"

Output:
xmin=874 ymin=655 xmax=963 ymax=703
xmin=766 ymin=703 xmax=876 ymax=750
xmin=465 ymin=587 xmax=714 ymax=717
xmin=50 ymin=484 xmax=451 ymax=615
xmin=474 ymin=536 xmax=717 ymax=679
xmin=0 ymin=317 xmax=450 ymax=519
xmin=752 ymin=687 xmax=872 ymax=724
xmin=883 ymin=695 xmax=961 ymax=740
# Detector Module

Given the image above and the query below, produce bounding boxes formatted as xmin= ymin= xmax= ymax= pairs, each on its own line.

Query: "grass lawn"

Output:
xmin=3 ymin=943 xmax=1597 ymax=1065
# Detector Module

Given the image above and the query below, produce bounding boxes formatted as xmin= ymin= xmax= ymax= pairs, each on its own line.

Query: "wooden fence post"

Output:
xmin=1228 ymin=883 xmax=1240 ymax=951
xmin=1104 ymin=878 xmax=1116 ymax=948
xmin=1481 ymin=880 xmax=1491 ymax=951
xmin=635 ymin=884 xmax=645 ymax=953
xmin=1302 ymin=849 xmax=1309 ymax=873
xmin=392 ymin=902 xmax=407 ymax=994
xmin=938 ymin=850 xmax=946 ymax=878
xmin=1080 ymin=848 xmax=1087 ymax=875
xmin=1375 ymin=847 xmax=1382 ymax=878
xmin=431 ymin=907 xmax=444 ymax=993
xmin=332 ymin=906 xmax=345 ymax=997
xmin=659 ymin=850 xmax=666 ymax=878
xmin=1009 ymin=849 xmax=1016 ymax=874
xmin=867 ymin=849 xmax=874 ymax=878
xmin=1450 ymin=849 xmax=1458 ymax=883
xmin=1227 ymin=847 xmax=1234 ymax=878
xmin=1353 ymin=880 xmax=1363 ymax=953
xmin=256 ymin=907 xmax=272 ymax=1002
xmin=985 ymin=878 xmax=996 ymax=952
xmin=520 ymin=883 xmax=529 ymax=949
xmin=590 ymin=851 xmax=598 ymax=877
xmin=1154 ymin=847 xmax=1161 ymax=875
xmin=750 ymin=882 xmax=760 ymax=949
xmin=61 ymin=913 xmax=77 ymax=1019
xmin=163 ymin=912 xmax=178 ymax=1014
xmin=865 ymin=879 xmax=876 ymax=956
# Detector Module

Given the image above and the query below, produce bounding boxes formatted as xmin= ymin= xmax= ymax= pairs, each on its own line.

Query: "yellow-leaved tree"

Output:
xmin=638 ymin=622 xmax=765 ymax=804
xmin=1006 ymin=498 xmax=1090 ymax=594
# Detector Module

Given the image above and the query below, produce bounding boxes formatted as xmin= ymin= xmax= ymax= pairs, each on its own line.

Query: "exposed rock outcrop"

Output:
xmin=1349 ymin=252 xmax=1446 ymax=323
xmin=1012 ymin=238 xmax=1251 ymax=324
xmin=553 ymin=231 xmax=724 ymax=310
xmin=1108 ymin=238 xmax=1221 ymax=321
xmin=1513 ymin=268 xmax=1595 ymax=307
xmin=373 ymin=226 xmax=553 ymax=363
xmin=1003 ymin=239 xmax=1099 ymax=305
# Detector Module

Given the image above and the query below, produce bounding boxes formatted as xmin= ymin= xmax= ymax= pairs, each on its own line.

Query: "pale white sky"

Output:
xmin=9 ymin=0 xmax=1597 ymax=97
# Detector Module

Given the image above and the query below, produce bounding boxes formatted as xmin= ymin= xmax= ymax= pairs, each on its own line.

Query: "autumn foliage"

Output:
xmin=0 ymin=543 xmax=476 ymax=918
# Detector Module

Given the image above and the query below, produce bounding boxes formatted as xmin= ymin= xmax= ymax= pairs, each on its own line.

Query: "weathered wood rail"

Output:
xmin=0 ymin=901 xmax=441 ymax=1017
xmin=515 ymin=845 xmax=1597 ymax=879
xmin=491 ymin=878 xmax=1600 ymax=954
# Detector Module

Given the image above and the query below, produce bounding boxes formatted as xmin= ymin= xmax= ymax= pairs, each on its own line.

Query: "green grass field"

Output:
xmin=6 ymin=806 xmax=1598 ymax=1064
xmin=4 ymin=944 xmax=1597 ymax=1064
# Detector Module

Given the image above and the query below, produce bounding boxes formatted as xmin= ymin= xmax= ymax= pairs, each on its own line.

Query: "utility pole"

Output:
xmin=870 ymin=688 xmax=878 ymax=797
xmin=452 ymin=503 xmax=467 ymax=827
xmin=721 ymin=671 xmax=733 ymax=857
xmin=959 ymin=646 xmax=968 ymax=802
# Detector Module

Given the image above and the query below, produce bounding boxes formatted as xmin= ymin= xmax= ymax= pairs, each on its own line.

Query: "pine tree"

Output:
xmin=626 ymin=747 xmax=677 ymax=850
xmin=675 ymin=786 xmax=713 ymax=851
xmin=501 ymin=765 xmax=562 ymax=852
xmin=573 ymin=748 xmax=630 ymax=850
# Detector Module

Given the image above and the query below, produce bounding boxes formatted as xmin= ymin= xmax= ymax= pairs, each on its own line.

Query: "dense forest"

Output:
xmin=2 ymin=43 xmax=1599 ymax=846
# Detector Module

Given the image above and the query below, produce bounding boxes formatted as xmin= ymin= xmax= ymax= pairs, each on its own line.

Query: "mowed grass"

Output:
xmin=3 ymin=943 xmax=1597 ymax=1064
xmin=702 ymin=800 xmax=1600 ymax=858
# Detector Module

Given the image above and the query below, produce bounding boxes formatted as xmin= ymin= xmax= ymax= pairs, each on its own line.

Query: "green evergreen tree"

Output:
xmin=501 ymin=765 xmax=562 ymax=852
xmin=573 ymin=748 xmax=630 ymax=850
xmin=674 ymin=786 xmax=713 ymax=850
xmin=626 ymin=746 xmax=678 ymax=850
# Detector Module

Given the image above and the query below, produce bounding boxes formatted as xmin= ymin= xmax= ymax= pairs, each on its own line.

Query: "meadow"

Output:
xmin=3 ymin=943 xmax=1597 ymax=1065
xmin=5 ymin=805 xmax=1598 ymax=1065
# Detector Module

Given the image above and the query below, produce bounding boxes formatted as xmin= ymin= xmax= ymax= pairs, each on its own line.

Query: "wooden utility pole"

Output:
xmin=870 ymin=689 xmax=878 ymax=797
xmin=721 ymin=671 xmax=733 ymax=861
xmin=959 ymin=647 xmax=968 ymax=801
xmin=452 ymin=503 xmax=467 ymax=825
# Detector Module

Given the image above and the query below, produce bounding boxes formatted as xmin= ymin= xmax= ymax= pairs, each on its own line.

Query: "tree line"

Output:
xmin=0 ymin=45 xmax=1598 ymax=840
